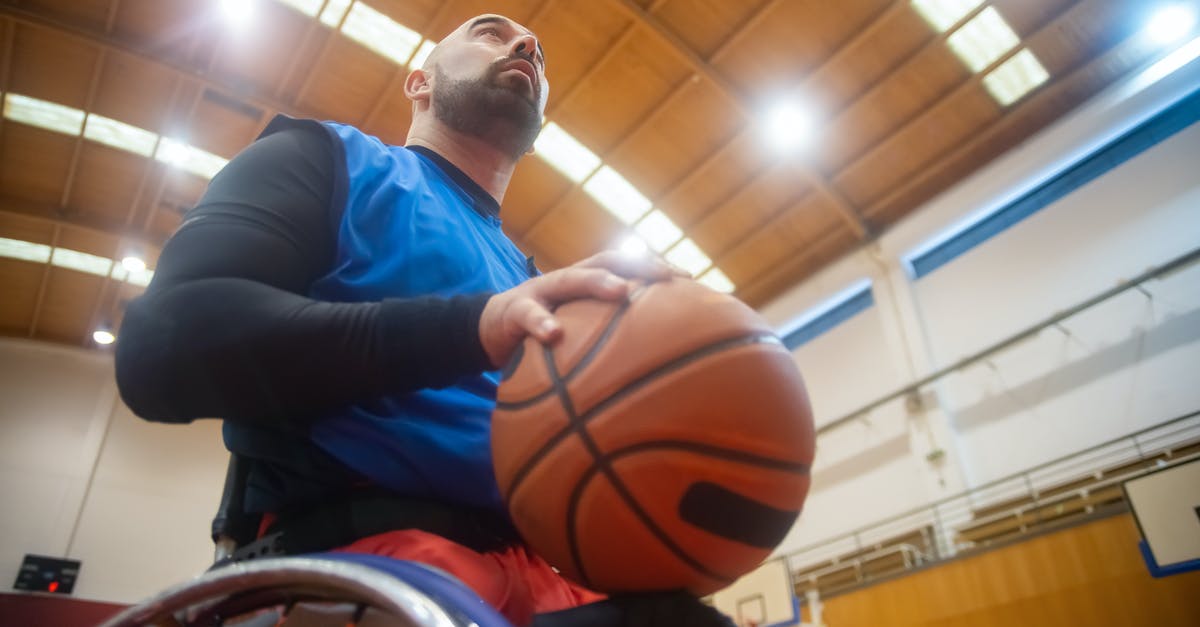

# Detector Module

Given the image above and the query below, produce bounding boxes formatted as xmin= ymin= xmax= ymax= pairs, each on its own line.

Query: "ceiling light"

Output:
xmin=342 ymin=2 xmax=421 ymax=65
xmin=319 ymin=0 xmax=352 ymax=27
xmin=697 ymin=267 xmax=735 ymax=293
xmin=0 ymin=237 xmax=52 ymax=263
xmin=617 ymin=234 xmax=650 ymax=257
xmin=583 ymin=166 xmax=652 ymax=224
xmin=911 ymin=0 xmax=984 ymax=33
xmin=633 ymin=210 xmax=683 ymax=252
xmin=84 ymin=114 xmax=159 ymax=157
xmin=1145 ymin=4 xmax=1198 ymax=45
xmin=946 ymin=6 xmax=1020 ymax=73
xmin=534 ymin=122 xmax=602 ymax=183
xmin=275 ymin=0 xmax=323 ymax=17
xmin=121 ymin=256 xmax=147 ymax=273
xmin=3 ymin=93 xmax=85 ymax=136
xmin=50 ymin=248 xmax=112 ymax=277
xmin=93 ymin=329 xmax=116 ymax=345
xmin=762 ymin=100 xmax=814 ymax=153
xmin=664 ymin=238 xmax=712 ymax=276
xmin=409 ymin=39 xmax=437 ymax=70
xmin=219 ymin=0 xmax=254 ymax=26
xmin=155 ymin=138 xmax=229 ymax=179
xmin=983 ymin=48 xmax=1050 ymax=106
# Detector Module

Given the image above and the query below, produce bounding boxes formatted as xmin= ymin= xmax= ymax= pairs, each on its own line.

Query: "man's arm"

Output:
xmin=115 ymin=125 xmax=493 ymax=426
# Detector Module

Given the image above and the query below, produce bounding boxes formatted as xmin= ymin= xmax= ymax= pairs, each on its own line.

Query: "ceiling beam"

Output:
xmin=25 ymin=223 xmax=61 ymax=339
xmin=829 ymin=0 xmax=1087 ymax=186
xmin=605 ymin=0 xmax=869 ymax=238
xmin=0 ymin=18 xmax=15 ymax=141
xmin=60 ymin=50 xmax=107 ymax=209
xmin=292 ymin=1 xmax=355 ymax=108
xmin=275 ymin=0 xmax=331 ymax=100
xmin=737 ymin=7 xmax=1144 ymax=306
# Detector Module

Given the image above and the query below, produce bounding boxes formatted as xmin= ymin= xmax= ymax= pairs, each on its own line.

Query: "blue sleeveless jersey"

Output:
xmin=306 ymin=122 xmax=531 ymax=511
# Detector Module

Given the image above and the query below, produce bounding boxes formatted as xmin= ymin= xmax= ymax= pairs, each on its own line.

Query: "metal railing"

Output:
xmin=780 ymin=409 xmax=1200 ymax=597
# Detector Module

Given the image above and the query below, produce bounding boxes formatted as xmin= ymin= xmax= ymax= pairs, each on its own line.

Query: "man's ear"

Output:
xmin=404 ymin=68 xmax=432 ymax=103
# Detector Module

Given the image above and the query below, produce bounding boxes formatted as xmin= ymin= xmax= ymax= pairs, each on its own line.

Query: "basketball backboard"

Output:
xmin=1122 ymin=458 xmax=1200 ymax=577
xmin=710 ymin=559 xmax=799 ymax=627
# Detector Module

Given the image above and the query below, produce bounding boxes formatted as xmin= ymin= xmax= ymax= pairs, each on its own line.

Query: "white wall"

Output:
xmin=767 ymin=39 xmax=1200 ymax=558
xmin=0 ymin=338 xmax=227 ymax=604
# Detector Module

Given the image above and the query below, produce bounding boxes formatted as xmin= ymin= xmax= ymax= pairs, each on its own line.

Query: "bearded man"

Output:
xmin=115 ymin=13 xmax=732 ymax=627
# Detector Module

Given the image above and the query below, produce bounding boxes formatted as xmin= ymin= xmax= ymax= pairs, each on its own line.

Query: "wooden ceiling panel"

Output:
xmin=805 ymin=7 xmax=933 ymax=112
xmin=65 ymin=143 xmax=146 ymax=228
xmin=840 ymin=85 xmax=1002 ymax=212
xmin=0 ymin=260 xmax=42 ymax=334
xmin=147 ymin=203 xmax=184 ymax=242
xmin=654 ymin=0 xmax=771 ymax=60
xmin=57 ymin=223 xmax=118 ymax=258
xmin=0 ymin=125 xmax=75 ymax=206
xmin=525 ymin=192 xmax=624 ymax=266
xmin=656 ymin=130 xmax=765 ymax=227
xmin=111 ymin=0 xmax=211 ymax=63
xmin=690 ymin=165 xmax=807 ymax=257
xmin=17 ymin=0 xmax=112 ymax=33
xmin=605 ymin=78 xmax=742 ymax=201
xmin=738 ymin=226 xmax=860 ymax=305
xmin=553 ymin=30 xmax=692 ymax=155
xmin=91 ymin=50 xmax=180 ymax=131
xmin=714 ymin=0 xmax=891 ymax=96
xmin=776 ymin=195 xmax=846 ymax=249
xmin=993 ymin=0 xmax=1076 ymax=36
xmin=428 ymin=0 xmax=549 ymax=36
xmin=0 ymin=210 xmax=56 ymax=244
xmin=820 ymin=45 xmax=969 ymax=174
xmin=187 ymin=91 xmax=264 ymax=158
xmin=363 ymin=87 xmax=417 ymax=146
xmin=372 ymin=0 xmax=443 ymax=33
xmin=8 ymin=23 xmax=99 ymax=107
xmin=207 ymin=4 xmax=311 ymax=97
xmin=533 ymin=2 xmax=633 ymax=112
xmin=502 ymin=156 xmax=575 ymax=236
xmin=32 ymin=267 xmax=103 ymax=344
xmin=295 ymin=39 xmax=395 ymax=123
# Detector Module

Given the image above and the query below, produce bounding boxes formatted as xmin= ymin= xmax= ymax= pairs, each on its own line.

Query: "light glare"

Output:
xmin=1146 ymin=5 xmax=1197 ymax=45
xmin=763 ymin=101 xmax=813 ymax=153
xmin=122 ymin=256 xmax=147 ymax=273
xmin=93 ymin=330 xmax=116 ymax=345
xmin=219 ymin=0 xmax=254 ymax=26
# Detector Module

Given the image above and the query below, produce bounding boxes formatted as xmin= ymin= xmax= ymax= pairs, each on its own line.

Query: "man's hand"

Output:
xmin=480 ymin=251 xmax=687 ymax=368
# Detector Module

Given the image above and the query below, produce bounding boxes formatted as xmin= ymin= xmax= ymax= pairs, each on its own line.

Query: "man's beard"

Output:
xmin=433 ymin=62 xmax=543 ymax=160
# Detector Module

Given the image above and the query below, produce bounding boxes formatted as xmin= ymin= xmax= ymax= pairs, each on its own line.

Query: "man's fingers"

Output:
xmin=538 ymin=267 xmax=632 ymax=303
xmin=580 ymin=250 xmax=689 ymax=280
xmin=508 ymin=298 xmax=561 ymax=343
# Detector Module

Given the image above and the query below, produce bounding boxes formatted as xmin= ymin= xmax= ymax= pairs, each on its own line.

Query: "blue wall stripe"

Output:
xmin=782 ymin=286 xmax=875 ymax=350
xmin=910 ymin=85 xmax=1200 ymax=279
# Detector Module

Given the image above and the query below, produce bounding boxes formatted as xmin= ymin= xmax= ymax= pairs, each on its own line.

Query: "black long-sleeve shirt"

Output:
xmin=115 ymin=120 xmax=510 ymax=509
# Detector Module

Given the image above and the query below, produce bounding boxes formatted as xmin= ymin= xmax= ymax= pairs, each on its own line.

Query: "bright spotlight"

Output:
xmin=617 ymin=235 xmax=649 ymax=257
xmin=121 ymin=255 xmax=146 ymax=273
xmin=762 ymin=100 xmax=814 ymax=153
xmin=1145 ymin=4 xmax=1197 ymax=45
xmin=219 ymin=0 xmax=255 ymax=27
xmin=93 ymin=329 xmax=116 ymax=345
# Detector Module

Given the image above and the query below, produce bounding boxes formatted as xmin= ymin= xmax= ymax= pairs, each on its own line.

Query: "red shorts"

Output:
xmin=335 ymin=529 xmax=605 ymax=626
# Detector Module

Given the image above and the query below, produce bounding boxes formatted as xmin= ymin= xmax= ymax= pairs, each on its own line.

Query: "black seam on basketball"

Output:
xmin=595 ymin=440 xmax=810 ymax=475
xmin=494 ymin=299 xmax=632 ymax=410
xmin=503 ymin=333 xmax=784 ymax=503
xmin=542 ymin=345 xmax=737 ymax=586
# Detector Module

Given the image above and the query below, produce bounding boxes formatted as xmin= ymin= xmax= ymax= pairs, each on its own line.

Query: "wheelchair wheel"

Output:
xmin=99 ymin=555 xmax=514 ymax=627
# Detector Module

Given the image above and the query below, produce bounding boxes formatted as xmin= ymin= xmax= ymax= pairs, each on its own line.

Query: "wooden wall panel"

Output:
xmin=809 ymin=514 xmax=1200 ymax=627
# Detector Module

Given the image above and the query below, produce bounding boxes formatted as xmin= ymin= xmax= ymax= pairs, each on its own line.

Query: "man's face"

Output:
xmin=426 ymin=15 xmax=549 ymax=158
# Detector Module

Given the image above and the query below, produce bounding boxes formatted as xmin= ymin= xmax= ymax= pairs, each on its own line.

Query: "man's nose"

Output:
xmin=512 ymin=33 xmax=539 ymax=62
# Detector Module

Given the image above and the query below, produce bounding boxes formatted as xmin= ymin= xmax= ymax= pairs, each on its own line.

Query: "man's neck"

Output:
xmin=405 ymin=124 xmax=517 ymax=205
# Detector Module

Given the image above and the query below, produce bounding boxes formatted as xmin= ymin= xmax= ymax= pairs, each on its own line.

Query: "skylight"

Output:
xmin=910 ymin=0 xmax=983 ymax=33
xmin=983 ymin=48 xmax=1050 ymax=106
xmin=155 ymin=138 xmax=229 ymax=179
xmin=946 ymin=6 xmax=1019 ymax=72
xmin=583 ymin=166 xmax=652 ymax=224
xmin=534 ymin=122 xmax=602 ymax=183
xmin=3 ymin=93 xmax=85 ymax=135
xmin=634 ymin=209 xmax=683 ymax=252
xmin=50 ymin=248 xmax=112 ymax=277
xmin=341 ymin=2 xmax=421 ymax=65
xmin=409 ymin=40 xmax=437 ymax=70
xmin=274 ymin=0 xmax=323 ymax=17
xmin=319 ymin=0 xmax=352 ymax=27
xmin=664 ymin=238 xmax=712 ymax=276
xmin=697 ymin=267 xmax=735 ymax=293
xmin=0 ymin=237 xmax=52 ymax=263
xmin=84 ymin=114 xmax=159 ymax=157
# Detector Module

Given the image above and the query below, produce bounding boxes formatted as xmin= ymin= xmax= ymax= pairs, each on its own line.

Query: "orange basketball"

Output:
xmin=491 ymin=278 xmax=815 ymax=595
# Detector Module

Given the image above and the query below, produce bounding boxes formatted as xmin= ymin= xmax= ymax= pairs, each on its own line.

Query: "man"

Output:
xmin=115 ymin=13 xmax=733 ymax=627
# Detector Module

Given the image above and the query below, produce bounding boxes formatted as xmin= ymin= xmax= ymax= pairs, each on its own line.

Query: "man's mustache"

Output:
xmin=489 ymin=53 xmax=541 ymax=100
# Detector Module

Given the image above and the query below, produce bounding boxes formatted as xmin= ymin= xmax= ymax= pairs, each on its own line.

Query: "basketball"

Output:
xmin=491 ymin=278 xmax=815 ymax=595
